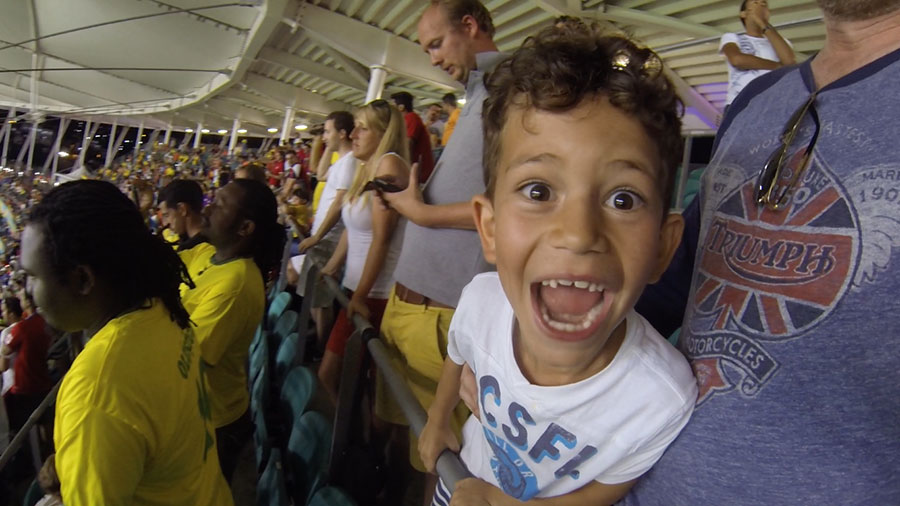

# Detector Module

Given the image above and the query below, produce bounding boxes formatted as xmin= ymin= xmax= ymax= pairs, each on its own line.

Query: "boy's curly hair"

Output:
xmin=483 ymin=22 xmax=683 ymax=211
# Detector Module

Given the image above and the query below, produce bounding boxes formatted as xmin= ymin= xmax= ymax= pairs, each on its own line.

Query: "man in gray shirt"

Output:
xmin=377 ymin=0 xmax=501 ymax=500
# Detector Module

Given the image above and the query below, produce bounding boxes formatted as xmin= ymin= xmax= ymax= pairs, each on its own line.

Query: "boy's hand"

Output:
xmin=418 ymin=416 xmax=460 ymax=474
xmin=450 ymin=478 xmax=511 ymax=506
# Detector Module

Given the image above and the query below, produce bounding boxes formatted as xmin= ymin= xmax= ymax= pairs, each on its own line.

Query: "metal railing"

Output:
xmin=301 ymin=263 xmax=471 ymax=494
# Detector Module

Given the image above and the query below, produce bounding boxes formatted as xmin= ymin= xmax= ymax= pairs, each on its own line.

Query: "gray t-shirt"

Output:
xmin=625 ymin=48 xmax=900 ymax=504
xmin=393 ymin=52 xmax=506 ymax=307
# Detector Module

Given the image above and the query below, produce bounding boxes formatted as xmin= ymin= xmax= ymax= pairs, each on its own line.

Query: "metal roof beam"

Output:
xmin=243 ymin=73 xmax=347 ymax=116
xmin=257 ymin=47 xmax=366 ymax=92
xmin=294 ymin=3 xmax=461 ymax=91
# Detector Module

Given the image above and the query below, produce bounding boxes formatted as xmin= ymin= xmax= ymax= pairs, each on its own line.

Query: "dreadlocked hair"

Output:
xmin=27 ymin=180 xmax=194 ymax=329
xmin=231 ymin=178 xmax=286 ymax=284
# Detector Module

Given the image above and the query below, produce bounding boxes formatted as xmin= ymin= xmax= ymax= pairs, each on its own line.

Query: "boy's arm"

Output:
xmin=419 ymin=356 xmax=465 ymax=473
xmin=451 ymin=477 xmax=637 ymax=506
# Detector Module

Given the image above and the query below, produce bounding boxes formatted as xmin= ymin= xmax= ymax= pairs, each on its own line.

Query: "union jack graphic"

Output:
xmin=685 ymin=158 xmax=859 ymax=403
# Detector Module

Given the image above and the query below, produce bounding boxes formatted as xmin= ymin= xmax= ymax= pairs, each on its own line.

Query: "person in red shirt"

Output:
xmin=391 ymin=91 xmax=435 ymax=184
xmin=1 ymin=294 xmax=52 ymax=431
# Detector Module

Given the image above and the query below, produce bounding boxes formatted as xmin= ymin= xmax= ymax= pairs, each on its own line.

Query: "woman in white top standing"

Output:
xmin=319 ymin=99 xmax=410 ymax=402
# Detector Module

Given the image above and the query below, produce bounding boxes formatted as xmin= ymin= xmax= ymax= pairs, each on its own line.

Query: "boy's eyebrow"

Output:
xmin=505 ymin=152 xmax=559 ymax=171
xmin=506 ymin=152 xmax=657 ymax=178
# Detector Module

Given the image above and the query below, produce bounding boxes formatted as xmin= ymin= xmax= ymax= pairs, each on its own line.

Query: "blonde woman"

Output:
xmin=319 ymin=100 xmax=410 ymax=402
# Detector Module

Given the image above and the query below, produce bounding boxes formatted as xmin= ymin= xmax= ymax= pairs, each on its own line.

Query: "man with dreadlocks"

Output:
xmin=20 ymin=180 xmax=231 ymax=505
xmin=180 ymin=178 xmax=285 ymax=483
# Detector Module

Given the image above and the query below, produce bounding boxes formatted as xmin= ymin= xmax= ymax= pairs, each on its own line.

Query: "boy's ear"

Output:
xmin=471 ymin=194 xmax=497 ymax=265
xmin=650 ymin=212 xmax=685 ymax=284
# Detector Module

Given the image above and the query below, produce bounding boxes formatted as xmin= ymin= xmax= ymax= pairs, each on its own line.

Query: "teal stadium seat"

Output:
xmin=273 ymin=310 xmax=298 ymax=341
xmin=267 ymin=291 xmax=292 ymax=329
xmin=280 ymin=366 xmax=316 ymax=427
xmin=249 ymin=328 xmax=270 ymax=385
xmin=253 ymin=404 xmax=271 ymax=473
xmin=22 ymin=479 xmax=43 ymax=506
xmin=257 ymin=448 xmax=289 ymax=506
xmin=286 ymin=410 xmax=333 ymax=503
xmin=308 ymin=486 xmax=358 ymax=506
xmin=274 ymin=333 xmax=299 ymax=384
xmin=251 ymin=357 xmax=271 ymax=424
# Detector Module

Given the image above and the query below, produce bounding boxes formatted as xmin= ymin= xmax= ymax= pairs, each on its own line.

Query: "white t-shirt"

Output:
xmin=311 ymin=152 xmax=356 ymax=236
xmin=340 ymin=153 xmax=406 ymax=298
xmin=718 ymin=33 xmax=792 ymax=105
xmin=448 ymin=273 xmax=697 ymax=500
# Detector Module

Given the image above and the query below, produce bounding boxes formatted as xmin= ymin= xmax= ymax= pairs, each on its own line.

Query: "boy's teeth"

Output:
xmin=541 ymin=279 xmax=603 ymax=293
xmin=541 ymin=302 xmax=605 ymax=331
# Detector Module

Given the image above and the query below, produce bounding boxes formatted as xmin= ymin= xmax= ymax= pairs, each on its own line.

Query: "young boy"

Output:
xmin=419 ymin=24 xmax=698 ymax=505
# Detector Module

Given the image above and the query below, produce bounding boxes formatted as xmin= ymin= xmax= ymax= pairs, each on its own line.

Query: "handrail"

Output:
xmin=319 ymin=272 xmax=471 ymax=493
xmin=0 ymin=380 xmax=60 ymax=472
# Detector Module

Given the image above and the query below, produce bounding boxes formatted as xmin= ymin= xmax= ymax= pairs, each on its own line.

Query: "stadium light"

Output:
xmin=267 ymin=128 xmax=278 ymax=133
xmin=237 ymin=128 xmax=248 ymax=134
xmin=217 ymin=129 xmax=228 ymax=134
xmin=295 ymin=124 xmax=308 ymax=131
xmin=200 ymin=129 xmax=210 ymax=134
xmin=185 ymin=128 xmax=194 ymax=133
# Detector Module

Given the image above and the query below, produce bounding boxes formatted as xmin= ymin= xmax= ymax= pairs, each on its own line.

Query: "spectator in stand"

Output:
xmin=391 ymin=91 xmax=435 ymax=184
xmin=22 ymin=180 xmax=231 ymax=505
xmin=158 ymin=179 xmax=210 ymax=252
xmin=621 ymin=0 xmax=900 ymax=503
xmin=234 ymin=162 xmax=268 ymax=185
xmin=296 ymin=111 xmax=358 ymax=350
xmin=440 ymin=92 xmax=460 ymax=146
xmin=1 ymin=292 xmax=52 ymax=432
xmin=266 ymin=149 xmax=285 ymax=187
xmin=280 ymin=151 xmax=306 ymax=203
xmin=719 ymin=0 xmax=795 ymax=110
xmin=317 ymin=100 xmax=410 ymax=403
xmin=35 ymin=455 xmax=62 ymax=506
xmin=377 ymin=0 xmax=500 ymax=500
xmin=179 ymin=179 xmax=284 ymax=483
xmin=425 ymin=103 xmax=445 ymax=148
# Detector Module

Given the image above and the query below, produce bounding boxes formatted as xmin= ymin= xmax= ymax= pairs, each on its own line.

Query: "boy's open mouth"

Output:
xmin=531 ymin=278 xmax=611 ymax=340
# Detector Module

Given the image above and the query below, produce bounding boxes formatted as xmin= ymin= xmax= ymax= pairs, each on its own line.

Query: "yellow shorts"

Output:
xmin=375 ymin=286 xmax=470 ymax=472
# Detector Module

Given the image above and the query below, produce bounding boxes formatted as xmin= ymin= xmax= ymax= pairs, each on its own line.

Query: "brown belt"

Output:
xmin=395 ymin=283 xmax=453 ymax=310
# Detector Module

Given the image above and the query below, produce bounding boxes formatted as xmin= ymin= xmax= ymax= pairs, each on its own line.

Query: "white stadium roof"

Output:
xmin=0 ymin=0 xmax=826 ymax=137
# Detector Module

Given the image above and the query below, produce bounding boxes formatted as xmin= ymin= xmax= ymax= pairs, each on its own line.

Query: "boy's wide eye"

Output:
xmin=520 ymin=183 xmax=552 ymax=201
xmin=607 ymin=190 xmax=643 ymax=210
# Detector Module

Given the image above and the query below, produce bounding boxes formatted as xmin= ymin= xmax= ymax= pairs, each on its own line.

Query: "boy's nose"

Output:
xmin=549 ymin=197 xmax=608 ymax=255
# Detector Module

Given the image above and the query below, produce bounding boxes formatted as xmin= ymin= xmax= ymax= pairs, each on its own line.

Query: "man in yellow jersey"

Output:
xmin=159 ymin=179 xmax=210 ymax=253
xmin=20 ymin=180 xmax=231 ymax=505
xmin=181 ymin=178 xmax=285 ymax=482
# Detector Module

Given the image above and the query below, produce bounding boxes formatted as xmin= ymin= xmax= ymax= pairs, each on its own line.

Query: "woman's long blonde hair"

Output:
xmin=346 ymin=99 xmax=410 ymax=204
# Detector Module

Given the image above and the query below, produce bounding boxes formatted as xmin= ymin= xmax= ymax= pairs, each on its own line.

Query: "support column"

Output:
xmin=1 ymin=107 xmax=15 ymax=168
xmin=110 ymin=126 xmax=129 ymax=164
xmin=193 ymin=122 xmax=203 ymax=149
xmin=163 ymin=124 xmax=172 ymax=146
xmin=280 ymin=107 xmax=294 ymax=147
xmin=366 ymin=65 xmax=388 ymax=103
xmin=76 ymin=119 xmax=93 ymax=169
xmin=133 ymin=120 xmax=145 ymax=165
xmin=106 ymin=120 xmax=118 ymax=166
xmin=26 ymin=115 xmax=40 ymax=171
xmin=674 ymin=135 xmax=693 ymax=211
xmin=228 ymin=118 xmax=240 ymax=155
xmin=45 ymin=117 xmax=69 ymax=176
